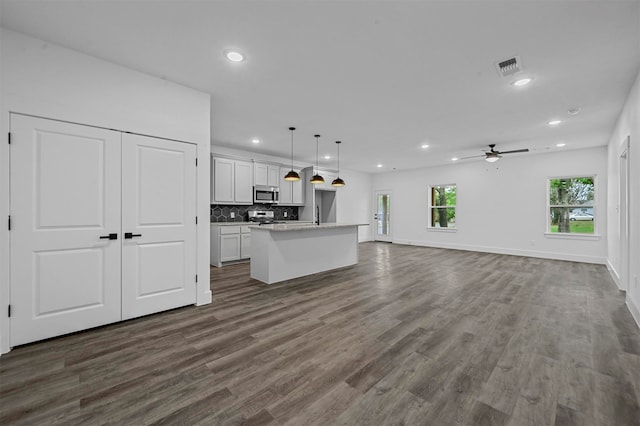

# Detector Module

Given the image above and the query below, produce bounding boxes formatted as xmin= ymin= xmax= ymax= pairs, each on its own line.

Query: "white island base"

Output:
xmin=250 ymin=223 xmax=366 ymax=284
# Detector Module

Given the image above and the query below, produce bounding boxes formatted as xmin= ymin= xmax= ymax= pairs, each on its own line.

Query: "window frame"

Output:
xmin=428 ymin=183 xmax=457 ymax=232
xmin=545 ymin=174 xmax=600 ymax=240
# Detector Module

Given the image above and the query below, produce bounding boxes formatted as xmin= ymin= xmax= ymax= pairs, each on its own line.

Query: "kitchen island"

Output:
xmin=250 ymin=223 xmax=368 ymax=284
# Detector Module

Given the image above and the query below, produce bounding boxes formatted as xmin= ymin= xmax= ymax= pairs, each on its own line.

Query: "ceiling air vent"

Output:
xmin=495 ymin=56 xmax=522 ymax=77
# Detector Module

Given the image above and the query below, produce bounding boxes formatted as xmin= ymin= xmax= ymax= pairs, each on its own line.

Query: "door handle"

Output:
xmin=99 ymin=233 xmax=118 ymax=240
xmin=124 ymin=232 xmax=142 ymax=239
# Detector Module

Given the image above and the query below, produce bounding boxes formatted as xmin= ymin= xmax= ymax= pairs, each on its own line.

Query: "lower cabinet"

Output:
xmin=211 ymin=224 xmax=252 ymax=267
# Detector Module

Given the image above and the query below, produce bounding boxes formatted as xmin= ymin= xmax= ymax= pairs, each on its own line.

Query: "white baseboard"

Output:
xmin=627 ymin=297 xmax=640 ymax=330
xmin=392 ymin=239 xmax=606 ymax=264
xmin=606 ymin=259 xmax=622 ymax=290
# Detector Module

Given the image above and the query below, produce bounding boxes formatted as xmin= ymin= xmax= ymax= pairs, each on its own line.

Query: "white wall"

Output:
xmin=0 ymin=29 xmax=212 ymax=354
xmin=606 ymin=69 xmax=640 ymax=327
xmin=372 ymin=147 xmax=608 ymax=263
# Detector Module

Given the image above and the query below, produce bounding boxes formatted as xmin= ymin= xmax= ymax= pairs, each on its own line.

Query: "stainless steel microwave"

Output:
xmin=254 ymin=185 xmax=279 ymax=204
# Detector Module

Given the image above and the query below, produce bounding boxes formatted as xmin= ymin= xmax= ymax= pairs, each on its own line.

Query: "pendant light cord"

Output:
xmin=316 ymin=137 xmax=319 ymax=173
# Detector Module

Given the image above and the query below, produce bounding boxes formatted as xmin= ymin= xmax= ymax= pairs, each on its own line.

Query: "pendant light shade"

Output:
xmin=331 ymin=141 xmax=346 ymax=187
xmin=310 ymin=134 xmax=325 ymax=184
xmin=284 ymin=127 xmax=300 ymax=181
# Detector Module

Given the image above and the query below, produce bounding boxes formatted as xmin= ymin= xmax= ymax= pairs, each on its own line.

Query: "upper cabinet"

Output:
xmin=212 ymin=154 xmax=309 ymax=205
xmin=212 ymin=157 xmax=253 ymax=204
xmin=254 ymin=162 xmax=280 ymax=187
xmin=279 ymin=167 xmax=305 ymax=206
xmin=292 ymin=169 xmax=305 ymax=204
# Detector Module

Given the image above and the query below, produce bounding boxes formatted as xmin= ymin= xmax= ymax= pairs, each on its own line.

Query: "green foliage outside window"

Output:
xmin=430 ymin=185 xmax=456 ymax=228
xmin=549 ymin=177 xmax=594 ymax=234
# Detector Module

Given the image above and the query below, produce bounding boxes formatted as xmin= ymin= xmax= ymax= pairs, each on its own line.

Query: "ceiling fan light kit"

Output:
xmin=459 ymin=143 xmax=530 ymax=162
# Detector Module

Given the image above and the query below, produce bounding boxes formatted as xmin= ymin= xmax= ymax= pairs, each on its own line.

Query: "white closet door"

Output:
xmin=10 ymin=115 xmax=122 ymax=346
xmin=121 ymin=133 xmax=197 ymax=320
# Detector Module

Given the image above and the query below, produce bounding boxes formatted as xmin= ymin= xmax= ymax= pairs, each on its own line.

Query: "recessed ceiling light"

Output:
xmin=512 ymin=77 xmax=532 ymax=87
xmin=556 ymin=143 xmax=566 ymax=147
xmin=224 ymin=50 xmax=245 ymax=62
xmin=547 ymin=119 xmax=562 ymax=126
xmin=451 ymin=157 xmax=459 ymax=161
xmin=568 ymin=107 xmax=581 ymax=116
xmin=421 ymin=144 xmax=429 ymax=149
xmin=376 ymin=164 xmax=383 ymax=168
xmin=251 ymin=138 xmax=260 ymax=144
xmin=324 ymin=155 xmax=331 ymax=160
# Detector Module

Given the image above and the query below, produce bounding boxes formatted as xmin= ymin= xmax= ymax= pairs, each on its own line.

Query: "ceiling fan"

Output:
xmin=462 ymin=144 xmax=530 ymax=162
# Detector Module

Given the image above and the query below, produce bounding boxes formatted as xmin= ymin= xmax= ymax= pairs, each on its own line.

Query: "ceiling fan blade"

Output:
xmin=459 ymin=154 xmax=485 ymax=160
xmin=498 ymin=148 xmax=529 ymax=154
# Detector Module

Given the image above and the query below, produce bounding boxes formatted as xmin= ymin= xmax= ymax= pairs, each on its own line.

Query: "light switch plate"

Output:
xmin=230 ymin=212 xmax=235 ymax=218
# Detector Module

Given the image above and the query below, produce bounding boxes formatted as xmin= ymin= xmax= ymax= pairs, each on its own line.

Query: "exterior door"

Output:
xmin=374 ymin=191 xmax=392 ymax=242
xmin=121 ymin=133 xmax=197 ymax=320
xmin=10 ymin=115 xmax=122 ymax=346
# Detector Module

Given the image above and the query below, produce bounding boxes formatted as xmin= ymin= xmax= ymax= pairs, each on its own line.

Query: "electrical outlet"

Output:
xmin=230 ymin=212 xmax=235 ymax=219
xmin=284 ymin=211 xmax=288 ymax=218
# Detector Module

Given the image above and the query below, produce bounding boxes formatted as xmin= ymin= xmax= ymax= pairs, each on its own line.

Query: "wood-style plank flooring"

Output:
xmin=1 ymin=242 xmax=639 ymax=425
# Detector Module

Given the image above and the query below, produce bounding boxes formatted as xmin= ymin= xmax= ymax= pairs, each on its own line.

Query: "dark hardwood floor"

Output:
xmin=1 ymin=242 xmax=639 ymax=425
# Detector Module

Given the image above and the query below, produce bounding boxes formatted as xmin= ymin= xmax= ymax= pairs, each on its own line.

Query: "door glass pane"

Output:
xmin=377 ymin=194 xmax=390 ymax=236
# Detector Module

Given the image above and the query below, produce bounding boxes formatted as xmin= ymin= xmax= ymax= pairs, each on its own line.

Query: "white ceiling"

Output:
xmin=1 ymin=0 xmax=639 ymax=173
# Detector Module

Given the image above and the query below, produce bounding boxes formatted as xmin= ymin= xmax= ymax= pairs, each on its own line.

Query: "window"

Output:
xmin=429 ymin=184 xmax=456 ymax=229
xmin=548 ymin=176 xmax=595 ymax=234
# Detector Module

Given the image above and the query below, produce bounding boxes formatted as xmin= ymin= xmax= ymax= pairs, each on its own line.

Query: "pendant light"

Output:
xmin=310 ymin=134 xmax=325 ymax=184
xmin=331 ymin=141 xmax=346 ymax=187
xmin=284 ymin=127 xmax=300 ymax=181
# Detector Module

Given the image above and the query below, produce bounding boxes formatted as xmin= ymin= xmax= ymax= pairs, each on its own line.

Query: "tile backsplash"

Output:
xmin=210 ymin=204 xmax=299 ymax=222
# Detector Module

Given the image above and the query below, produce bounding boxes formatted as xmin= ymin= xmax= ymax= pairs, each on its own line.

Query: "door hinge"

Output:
xmin=195 ymin=158 xmax=198 ymax=166
xmin=195 ymin=216 xmax=198 ymax=224
xmin=8 ymin=215 xmax=11 ymax=231
xmin=7 ymin=132 xmax=11 ymax=145
xmin=195 ymin=274 xmax=198 ymax=283
xmin=8 ymin=305 xmax=11 ymax=318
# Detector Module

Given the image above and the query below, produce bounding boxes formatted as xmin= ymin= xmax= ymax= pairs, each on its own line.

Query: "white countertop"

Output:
xmin=250 ymin=222 xmax=369 ymax=232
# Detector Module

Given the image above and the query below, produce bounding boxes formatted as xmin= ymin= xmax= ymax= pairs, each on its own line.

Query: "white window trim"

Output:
xmin=428 ymin=183 xmax=457 ymax=230
xmin=545 ymin=174 xmax=600 ymax=238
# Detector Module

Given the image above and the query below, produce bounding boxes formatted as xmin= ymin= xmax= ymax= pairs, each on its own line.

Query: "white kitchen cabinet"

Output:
xmin=279 ymin=167 xmax=305 ymax=205
xmin=279 ymin=166 xmax=293 ymax=205
xmin=292 ymin=169 xmax=305 ymax=204
xmin=254 ymin=162 xmax=280 ymax=186
xmin=241 ymin=232 xmax=252 ymax=259
xmin=220 ymin=234 xmax=241 ymax=262
xmin=235 ymin=160 xmax=254 ymax=203
xmin=211 ymin=224 xmax=253 ymax=267
xmin=212 ymin=157 xmax=253 ymax=204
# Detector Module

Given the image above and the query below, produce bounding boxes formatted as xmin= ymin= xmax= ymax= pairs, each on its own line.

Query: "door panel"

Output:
xmin=221 ymin=234 xmax=241 ymax=261
xmin=121 ymin=133 xmax=197 ymax=320
xmin=234 ymin=160 xmax=253 ymax=203
xmin=10 ymin=114 xmax=122 ymax=346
